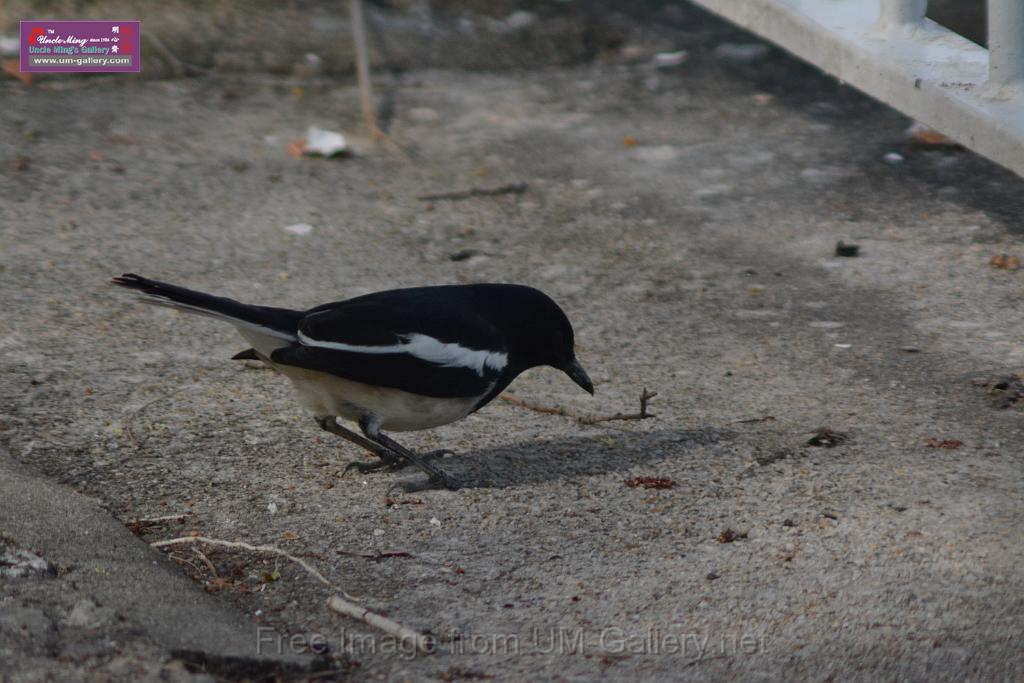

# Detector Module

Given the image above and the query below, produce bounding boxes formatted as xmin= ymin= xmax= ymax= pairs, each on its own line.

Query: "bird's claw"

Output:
xmin=342 ymin=459 xmax=395 ymax=476
xmin=392 ymin=449 xmax=461 ymax=489
xmin=343 ymin=457 xmax=461 ymax=489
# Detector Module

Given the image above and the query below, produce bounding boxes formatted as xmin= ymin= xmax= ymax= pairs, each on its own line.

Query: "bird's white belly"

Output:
xmin=272 ymin=363 xmax=483 ymax=432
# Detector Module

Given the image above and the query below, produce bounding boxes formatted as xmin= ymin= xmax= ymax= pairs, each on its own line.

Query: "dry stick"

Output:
xmin=336 ymin=549 xmax=413 ymax=561
xmin=151 ymin=536 xmax=330 ymax=586
xmin=578 ymin=388 xmax=658 ymax=424
xmin=153 ymin=537 xmax=430 ymax=648
xmin=497 ymin=394 xmax=577 ymax=419
xmin=327 ymin=595 xmax=433 ymax=654
xmin=499 ymin=388 xmax=658 ymax=425
xmin=192 ymin=547 xmax=219 ymax=579
xmin=417 ymin=182 xmax=529 ymax=202
xmin=124 ymin=394 xmax=167 ymax=449
xmin=167 ymin=552 xmax=206 ymax=576
xmin=124 ymin=384 xmax=194 ymax=449
xmin=131 ymin=513 xmax=192 ymax=524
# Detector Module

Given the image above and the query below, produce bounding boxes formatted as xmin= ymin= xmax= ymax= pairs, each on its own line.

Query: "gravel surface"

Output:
xmin=2 ymin=5 xmax=1024 ymax=681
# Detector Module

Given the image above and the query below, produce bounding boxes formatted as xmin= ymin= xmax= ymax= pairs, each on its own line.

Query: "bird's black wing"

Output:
xmin=269 ymin=292 xmax=509 ymax=399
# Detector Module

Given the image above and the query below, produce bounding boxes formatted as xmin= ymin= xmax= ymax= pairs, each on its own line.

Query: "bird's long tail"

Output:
xmin=111 ymin=273 xmax=303 ymax=344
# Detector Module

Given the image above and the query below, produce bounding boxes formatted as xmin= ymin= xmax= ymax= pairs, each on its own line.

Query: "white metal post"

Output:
xmin=989 ymin=0 xmax=1024 ymax=85
xmin=877 ymin=0 xmax=927 ymax=32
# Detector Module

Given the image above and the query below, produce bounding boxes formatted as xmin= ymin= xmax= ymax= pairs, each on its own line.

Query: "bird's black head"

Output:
xmin=545 ymin=322 xmax=594 ymax=395
xmin=481 ymin=284 xmax=594 ymax=395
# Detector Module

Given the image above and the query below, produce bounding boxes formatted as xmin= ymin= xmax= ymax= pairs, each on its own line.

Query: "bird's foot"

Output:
xmin=368 ymin=435 xmax=462 ymax=490
xmin=342 ymin=448 xmax=453 ymax=476
xmin=322 ymin=415 xmax=463 ymax=490
xmin=343 ymin=455 xmax=461 ymax=490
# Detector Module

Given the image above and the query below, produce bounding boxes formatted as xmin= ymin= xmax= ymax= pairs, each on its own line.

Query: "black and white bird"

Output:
xmin=111 ymin=274 xmax=594 ymax=489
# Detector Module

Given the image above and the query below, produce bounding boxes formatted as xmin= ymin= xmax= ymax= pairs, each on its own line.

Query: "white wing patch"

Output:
xmin=297 ymin=331 xmax=507 ymax=376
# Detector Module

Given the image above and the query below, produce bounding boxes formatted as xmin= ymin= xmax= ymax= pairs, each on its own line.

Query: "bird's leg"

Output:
xmin=316 ymin=416 xmax=460 ymax=487
xmin=315 ymin=416 xmax=402 ymax=472
xmin=317 ymin=416 xmax=453 ymax=473
xmin=358 ymin=415 xmax=463 ymax=491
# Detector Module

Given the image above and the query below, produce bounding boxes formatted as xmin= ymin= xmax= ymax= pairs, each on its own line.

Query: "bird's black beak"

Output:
xmin=565 ymin=358 xmax=594 ymax=395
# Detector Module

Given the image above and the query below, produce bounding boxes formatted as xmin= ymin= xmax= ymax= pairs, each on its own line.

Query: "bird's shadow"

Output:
xmin=397 ymin=426 xmax=735 ymax=491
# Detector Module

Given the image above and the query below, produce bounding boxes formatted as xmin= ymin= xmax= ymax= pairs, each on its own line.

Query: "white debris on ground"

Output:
xmin=653 ymin=50 xmax=689 ymax=68
xmin=302 ymin=127 xmax=349 ymax=157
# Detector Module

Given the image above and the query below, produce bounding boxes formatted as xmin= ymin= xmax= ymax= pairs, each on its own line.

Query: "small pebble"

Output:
xmin=835 ymin=241 xmax=860 ymax=257
xmin=450 ymin=249 xmax=482 ymax=262
xmin=284 ymin=223 xmax=313 ymax=236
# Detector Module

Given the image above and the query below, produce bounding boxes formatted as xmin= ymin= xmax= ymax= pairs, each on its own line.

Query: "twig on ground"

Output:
xmin=336 ymin=549 xmax=413 ymax=561
xmin=578 ymin=388 xmax=658 ymax=424
xmin=625 ymin=476 xmax=675 ymax=490
xmin=497 ymin=394 xmax=576 ymax=419
xmin=384 ymin=497 xmax=424 ymax=506
xmin=132 ymin=513 xmax=191 ymax=524
xmin=734 ymin=415 xmax=776 ymax=424
xmin=418 ymin=182 xmax=529 ymax=202
xmin=167 ymin=552 xmax=206 ymax=576
xmin=124 ymin=395 xmax=165 ymax=448
xmin=124 ymin=385 xmax=192 ymax=449
xmin=326 ymin=594 xmax=433 ymax=654
xmin=192 ymin=547 xmax=219 ymax=578
xmin=500 ymin=388 xmax=658 ymax=425
xmin=151 ymin=536 xmax=330 ymax=586
xmin=125 ymin=512 xmax=192 ymax=535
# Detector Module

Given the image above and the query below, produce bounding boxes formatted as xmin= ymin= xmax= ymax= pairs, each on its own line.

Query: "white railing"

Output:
xmin=688 ymin=0 xmax=1024 ymax=178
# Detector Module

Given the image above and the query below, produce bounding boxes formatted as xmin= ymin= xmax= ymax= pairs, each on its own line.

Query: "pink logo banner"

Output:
xmin=20 ymin=20 xmax=140 ymax=73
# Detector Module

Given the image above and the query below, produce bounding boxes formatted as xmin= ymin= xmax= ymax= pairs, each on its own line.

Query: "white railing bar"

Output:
xmin=989 ymin=0 xmax=1024 ymax=86
xmin=687 ymin=0 xmax=1024 ymax=178
xmin=877 ymin=0 xmax=927 ymax=33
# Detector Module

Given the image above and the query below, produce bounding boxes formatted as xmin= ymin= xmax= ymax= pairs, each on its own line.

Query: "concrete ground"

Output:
xmin=2 ymin=3 xmax=1024 ymax=681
